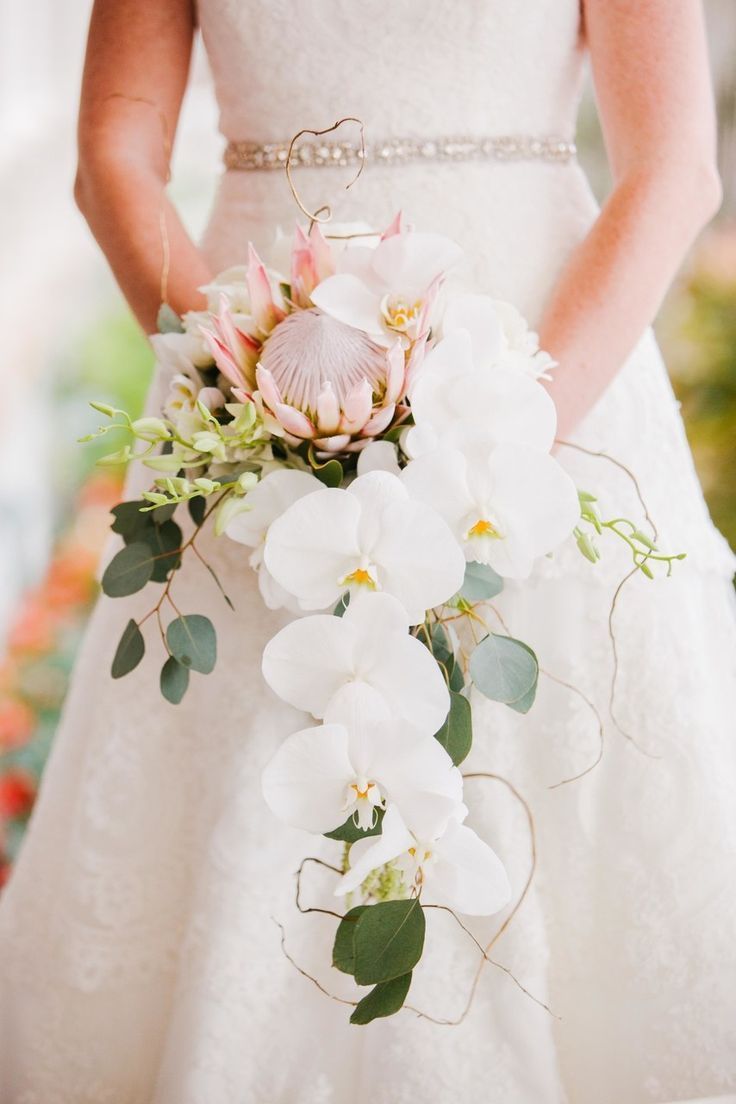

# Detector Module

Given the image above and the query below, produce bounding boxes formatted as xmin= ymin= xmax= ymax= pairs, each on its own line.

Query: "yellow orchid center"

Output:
xmin=467 ymin=518 xmax=501 ymax=539
xmin=381 ymin=294 xmax=423 ymax=332
xmin=350 ymin=781 xmax=375 ymax=801
xmin=341 ymin=567 xmax=377 ymax=589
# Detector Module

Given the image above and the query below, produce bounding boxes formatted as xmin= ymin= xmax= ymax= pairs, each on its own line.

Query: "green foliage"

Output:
xmin=433 ymin=690 xmax=472 ymax=765
xmin=101 ymin=542 xmax=155 ymax=597
xmin=352 ymin=898 xmax=425 ymax=986
xmin=160 ymin=656 xmax=190 ymax=704
xmin=332 ymin=906 xmax=368 ymax=975
xmin=350 ymin=972 xmax=413 ymax=1025
xmin=469 ymin=633 xmax=539 ymax=712
xmin=111 ymin=619 xmax=145 ymax=678
xmin=166 ymin=614 xmax=217 ymax=674
xmin=459 ymin=560 xmax=504 ymax=601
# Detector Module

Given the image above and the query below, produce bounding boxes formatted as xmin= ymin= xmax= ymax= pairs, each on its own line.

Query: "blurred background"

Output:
xmin=1 ymin=1 xmax=734 ymax=873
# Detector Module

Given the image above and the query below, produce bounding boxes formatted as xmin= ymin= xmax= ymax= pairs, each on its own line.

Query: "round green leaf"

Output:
xmin=166 ymin=614 xmax=217 ymax=674
xmin=111 ymin=619 xmax=145 ymax=679
xmin=110 ymin=500 xmax=154 ymax=542
xmin=141 ymin=520 xmax=182 ymax=582
xmin=160 ymin=656 xmax=190 ymax=704
xmin=433 ymin=690 xmax=473 ymax=765
xmin=350 ymin=971 xmax=413 ymax=1025
xmin=469 ymin=633 xmax=538 ymax=706
xmin=459 ymin=560 xmax=504 ymax=601
xmin=188 ymin=495 xmax=207 ymax=526
xmin=353 ymin=898 xmax=425 ymax=986
xmin=332 ymin=905 xmax=368 ymax=975
xmin=101 ymin=542 xmax=155 ymax=597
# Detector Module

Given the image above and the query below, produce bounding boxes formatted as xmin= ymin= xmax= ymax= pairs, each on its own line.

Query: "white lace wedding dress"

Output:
xmin=2 ymin=2 xmax=736 ymax=1101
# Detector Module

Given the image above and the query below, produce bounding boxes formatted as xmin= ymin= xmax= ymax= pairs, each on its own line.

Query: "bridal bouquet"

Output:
xmin=85 ymin=214 xmax=682 ymax=1023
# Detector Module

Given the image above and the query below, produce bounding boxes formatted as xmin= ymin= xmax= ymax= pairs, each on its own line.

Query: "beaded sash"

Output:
xmin=224 ymin=134 xmax=577 ymax=171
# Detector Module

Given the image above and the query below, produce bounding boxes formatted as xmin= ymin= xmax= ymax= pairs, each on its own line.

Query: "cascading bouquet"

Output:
xmin=84 ymin=213 xmax=684 ymax=1024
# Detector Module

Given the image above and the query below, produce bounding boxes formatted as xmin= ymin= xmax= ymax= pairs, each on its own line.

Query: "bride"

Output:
xmin=2 ymin=1 xmax=735 ymax=1101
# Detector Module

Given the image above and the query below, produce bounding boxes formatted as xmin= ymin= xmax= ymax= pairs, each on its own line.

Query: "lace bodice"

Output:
xmin=197 ymin=0 xmax=585 ymax=145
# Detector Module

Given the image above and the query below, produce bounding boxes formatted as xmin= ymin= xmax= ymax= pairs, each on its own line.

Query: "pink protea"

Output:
xmin=200 ymin=243 xmax=287 ymax=391
xmin=255 ymin=308 xmax=409 ymax=453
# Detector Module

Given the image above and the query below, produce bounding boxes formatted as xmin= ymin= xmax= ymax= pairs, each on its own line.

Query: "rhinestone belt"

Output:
xmin=224 ymin=133 xmax=577 ymax=171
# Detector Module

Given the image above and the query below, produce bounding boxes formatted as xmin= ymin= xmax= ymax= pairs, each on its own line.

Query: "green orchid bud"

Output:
xmin=236 ymin=471 xmax=259 ymax=494
xmin=575 ymin=531 xmax=600 ymax=564
xmin=193 ymin=477 xmax=220 ymax=494
xmin=632 ymin=530 xmax=657 ymax=551
xmin=142 ymin=490 xmax=170 ymax=506
xmin=131 ymin=416 xmax=170 ymax=441
xmin=638 ymin=561 xmax=654 ymax=579
xmin=144 ymin=453 xmax=192 ymax=472
xmin=96 ymin=445 xmax=134 ymax=467
xmin=89 ymin=401 xmax=117 ymax=418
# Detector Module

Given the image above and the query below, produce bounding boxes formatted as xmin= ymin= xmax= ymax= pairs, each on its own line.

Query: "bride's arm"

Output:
xmin=539 ymin=0 xmax=721 ymax=440
xmin=74 ymin=0 xmax=212 ymax=333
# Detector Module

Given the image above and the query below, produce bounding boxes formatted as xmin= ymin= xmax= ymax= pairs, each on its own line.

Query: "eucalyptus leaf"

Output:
xmin=166 ymin=614 xmax=217 ymax=674
xmin=506 ymin=679 xmax=537 ymax=715
xmin=332 ymin=905 xmax=368 ymax=975
xmin=111 ymin=619 xmax=145 ymax=679
xmin=350 ymin=971 xmax=413 ymax=1025
xmin=140 ymin=520 xmax=183 ymax=582
xmin=188 ymin=495 xmax=207 ymax=526
xmin=101 ymin=542 xmax=155 ymax=598
xmin=353 ymin=898 xmax=425 ymax=986
xmin=157 ymin=302 xmax=185 ymax=334
xmin=433 ymin=690 xmax=472 ymax=765
xmin=110 ymin=500 xmax=154 ymax=542
xmin=469 ymin=633 xmax=538 ymax=706
xmin=459 ymin=560 xmax=504 ymax=601
xmin=160 ymin=655 xmax=190 ymax=704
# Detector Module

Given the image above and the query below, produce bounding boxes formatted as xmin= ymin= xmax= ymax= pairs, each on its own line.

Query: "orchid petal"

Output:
xmin=264 ymin=487 xmax=362 ymax=611
xmin=427 ymin=819 xmax=511 ymax=915
xmin=442 ymin=293 xmax=504 ymax=367
xmin=356 ymin=441 xmax=402 ymax=478
xmin=310 ymin=274 xmax=384 ymax=335
xmin=261 ymin=723 xmax=354 ymax=833
xmin=371 ymin=232 xmax=464 ymax=294
xmin=385 ymin=341 xmax=407 ymax=404
xmin=336 ymin=804 xmax=414 ymax=896
xmin=224 ymin=469 xmax=322 ymax=548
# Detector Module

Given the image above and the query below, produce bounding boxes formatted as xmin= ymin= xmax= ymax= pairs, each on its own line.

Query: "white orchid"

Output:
xmin=261 ymin=591 xmax=449 ymax=732
xmin=336 ymin=803 xmax=511 ymax=917
xmin=261 ymin=683 xmax=462 ymax=835
xmin=441 ymin=292 xmax=555 ymax=379
xmin=311 ymin=215 xmax=463 ymax=343
xmin=402 ymin=439 xmax=580 ymax=578
xmin=263 ymin=470 xmax=466 ymax=623
xmin=405 ymin=330 xmax=558 ymax=459
xmin=224 ymin=468 xmax=323 ymax=609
